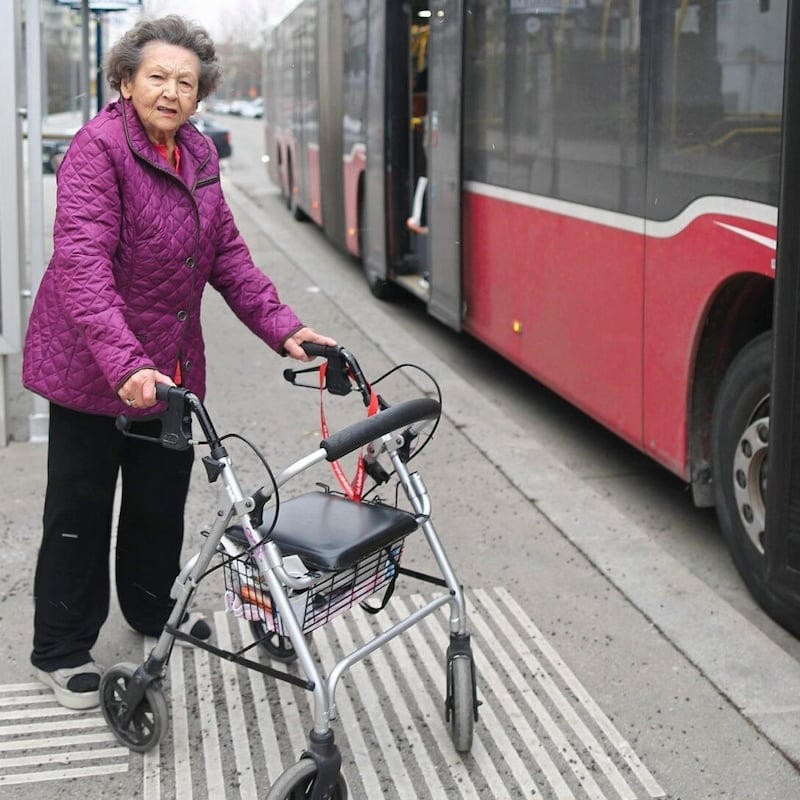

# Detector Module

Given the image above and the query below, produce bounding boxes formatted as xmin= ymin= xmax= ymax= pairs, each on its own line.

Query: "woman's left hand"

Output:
xmin=118 ymin=368 xmax=175 ymax=409
xmin=283 ymin=327 xmax=337 ymax=362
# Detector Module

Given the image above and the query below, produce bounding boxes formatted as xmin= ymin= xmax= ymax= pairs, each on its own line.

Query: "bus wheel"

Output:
xmin=284 ymin=160 xmax=293 ymax=211
xmin=362 ymin=260 xmax=395 ymax=299
xmin=711 ymin=332 xmax=799 ymax=633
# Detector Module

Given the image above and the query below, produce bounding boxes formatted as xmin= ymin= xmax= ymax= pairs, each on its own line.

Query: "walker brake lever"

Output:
xmin=159 ymin=387 xmax=193 ymax=450
xmin=285 ymin=349 xmax=353 ymax=396
xmin=115 ymin=414 xmax=161 ymax=444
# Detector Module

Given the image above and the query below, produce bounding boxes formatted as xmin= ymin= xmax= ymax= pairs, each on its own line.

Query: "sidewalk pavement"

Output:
xmin=2 ymin=171 xmax=800 ymax=799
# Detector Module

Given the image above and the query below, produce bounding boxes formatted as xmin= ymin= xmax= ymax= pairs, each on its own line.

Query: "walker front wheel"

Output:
xmin=100 ymin=662 xmax=169 ymax=753
xmin=266 ymin=758 xmax=348 ymax=799
xmin=448 ymin=655 xmax=475 ymax=753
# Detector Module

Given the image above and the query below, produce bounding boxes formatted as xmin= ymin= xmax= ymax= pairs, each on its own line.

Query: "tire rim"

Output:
xmin=732 ymin=405 xmax=769 ymax=555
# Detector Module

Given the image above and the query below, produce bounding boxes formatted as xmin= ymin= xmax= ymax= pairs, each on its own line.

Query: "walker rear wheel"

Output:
xmin=100 ymin=662 xmax=168 ymax=753
xmin=249 ymin=621 xmax=311 ymax=663
xmin=266 ymin=758 xmax=348 ymax=799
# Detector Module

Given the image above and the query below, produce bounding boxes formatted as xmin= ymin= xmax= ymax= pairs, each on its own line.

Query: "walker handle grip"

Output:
xmin=300 ymin=342 xmax=338 ymax=359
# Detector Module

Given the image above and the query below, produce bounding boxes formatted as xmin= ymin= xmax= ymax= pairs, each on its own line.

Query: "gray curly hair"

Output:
xmin=105 ymin=15 xmax=222 ymax=101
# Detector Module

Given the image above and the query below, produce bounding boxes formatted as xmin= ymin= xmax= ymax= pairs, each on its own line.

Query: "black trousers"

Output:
xmin=31 ymin=403 xmax=194 ymax=671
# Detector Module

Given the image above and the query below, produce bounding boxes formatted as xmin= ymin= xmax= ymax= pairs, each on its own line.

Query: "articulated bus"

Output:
xmin=263 ymin=2 xmax=790 ymax=627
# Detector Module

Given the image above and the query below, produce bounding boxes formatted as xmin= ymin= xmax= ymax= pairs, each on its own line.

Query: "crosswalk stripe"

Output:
xmin=143 ymin=638 xmax=161 ymax=800
xmin=349 ymin=604 xmax=450 ymax=798
xmin=469 ymin=593 xmax=611 ymax=799
xmin=0 ymin=694 xmax=56 ymax=708
xmin=168 ymin=638 xmax=192 ymax=800
xmin=0 ymin=731 xmax=116 ymax=752
xmin=330 ymin=613 xmax=416 ymax=792
xmin=0 ymin=716 xmax=106 ymax=737
xmin=194 ymin=647 xmax=227 ymax=798
xmin=215 ymin=611 xmax=258 ymax=800
xmin=0 ymin=763 xmax=128 ymax=785
xmin=312 ymin=621 xmax=384 ymax=799
xmin=417 ymin=594 xmax=555 ymax=798
xmin=0 ymin=746 xmax=124 ymax=769
xmin=475 ymin=590 xmax=637 ymax=800
xmin=238 ymin=618 xmax=284 ymax=786
xmin=494 ymin=587 xmax=666 ymax=798
xmin=0 ymin=589 xmax=664 ymax=799
xmin=391 ymin=595 xmax=517 ymax=797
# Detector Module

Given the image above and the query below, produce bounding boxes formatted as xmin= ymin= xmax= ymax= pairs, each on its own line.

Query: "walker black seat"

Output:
xmin=264 ymin=492 xmax=418 ymax=572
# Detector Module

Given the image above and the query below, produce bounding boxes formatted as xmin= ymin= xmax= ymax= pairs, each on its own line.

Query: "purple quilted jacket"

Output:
xmin=23 ymin=99 xmax=303 ymax=416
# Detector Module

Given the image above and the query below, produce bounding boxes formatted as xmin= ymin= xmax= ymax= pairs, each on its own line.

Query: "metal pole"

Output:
xmin=24 ymin=0 xmax=50 ymax=442
xmin=96 ymin=13 xmax=103 ymax=113
xmin=81 ymin=0 xmax=91 ymax=123
xmin=0 ymin=0 xmax=24 ymax=446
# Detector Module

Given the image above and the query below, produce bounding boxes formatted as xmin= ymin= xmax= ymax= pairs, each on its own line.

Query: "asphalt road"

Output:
xmin=1 ymin=113 xmax=800 ymax=799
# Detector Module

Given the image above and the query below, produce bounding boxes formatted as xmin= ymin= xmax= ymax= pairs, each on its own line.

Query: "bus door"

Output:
xmin=318 ymin=0 xmax=345 ymax=247
xmin=426 ymin=0 xmax=464 ymax=329
xmin=766 ymin=0 xmax=800 ymax=630
xmin=362 ymin=2 xmax=389 ymax=287
xmin=292 ymin=15 xmax=316 ymax=217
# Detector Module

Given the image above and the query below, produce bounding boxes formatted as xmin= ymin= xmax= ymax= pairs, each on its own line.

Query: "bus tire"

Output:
xmin=711 ymin=331 xmax=800 ymax=634
xmin=363 ymin=261 xmax=395 ymax=299
xmin=284 ymin=159 xmax=293 ymax=211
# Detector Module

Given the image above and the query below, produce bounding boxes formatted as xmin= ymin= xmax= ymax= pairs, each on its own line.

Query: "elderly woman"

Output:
xmin=22 ymin=15 xmax=334 ymax=710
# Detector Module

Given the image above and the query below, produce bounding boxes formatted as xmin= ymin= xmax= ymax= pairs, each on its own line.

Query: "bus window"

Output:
xmin=650 ymin=0 xmax=784 ymax=217
xmin=463 ymin=1 xmax=642 ymax=216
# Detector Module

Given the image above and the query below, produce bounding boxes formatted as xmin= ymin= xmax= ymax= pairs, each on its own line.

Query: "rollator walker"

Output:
xmin=99 ymin=343 xmax=479 ymax=799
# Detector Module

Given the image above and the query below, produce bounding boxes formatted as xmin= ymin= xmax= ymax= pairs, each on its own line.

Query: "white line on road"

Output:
xmin=494 ymin=587 xmax=666 ymax=798
xmin=216 ymin=610 xmax=258 ymax=799
xmin=473 ymin=589 xmax=635 ymax=800
xmin=195 ymin=646 xmax=227 ymax=798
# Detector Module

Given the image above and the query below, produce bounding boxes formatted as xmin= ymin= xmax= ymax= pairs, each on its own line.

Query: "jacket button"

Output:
xmin=177 ymin=310 xmax=188 ymax=321
xmin=183 ymin=359 xmax=192 ymax=371
xmin=185 ymin=257 xmax=195 ymax=268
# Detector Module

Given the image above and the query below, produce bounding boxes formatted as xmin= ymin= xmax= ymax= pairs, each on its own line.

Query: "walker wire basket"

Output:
xmin=223 ymin=539 xmax=405 ymax=636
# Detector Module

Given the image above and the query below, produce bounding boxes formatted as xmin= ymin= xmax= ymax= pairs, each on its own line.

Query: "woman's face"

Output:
xmin=121 ymin=41 xmax=201 ymax=146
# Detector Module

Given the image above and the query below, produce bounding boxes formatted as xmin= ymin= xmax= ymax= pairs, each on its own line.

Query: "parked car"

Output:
xmin=227 ymin=99 xmax=250 ymax=116
xmin=190 ymin=114 xmax=232 ymax=160
xmin=40 ymin=114 xmax=231 ymax=172
xmin=42 ymin=137 xmax=70 ymax=174
xmin=204 ymin=98 xmax=231 ymax=115
xmin=239 ymin=97 xmax=264 ymax=119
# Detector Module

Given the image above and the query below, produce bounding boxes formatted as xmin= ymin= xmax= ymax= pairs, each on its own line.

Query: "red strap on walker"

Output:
xmin=319 ymin=362 xmax=379 ymax=501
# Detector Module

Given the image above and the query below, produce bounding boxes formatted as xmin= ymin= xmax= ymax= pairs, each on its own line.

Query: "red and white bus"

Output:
xmin=264 ymin=1 xmax=788 ymax=626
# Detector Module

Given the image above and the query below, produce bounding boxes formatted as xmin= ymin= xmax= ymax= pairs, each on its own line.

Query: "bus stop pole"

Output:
xmin=96 ymin=13 xmax=104 ymax=113
xmin=81 ymin=0 xmax=91 ymax=124
xmin=0 ymin=0 xmax=24 ymax=446
xmin=764 ymin=0 xmax=800 ymax=617
xmin=25 ymin=0 xmax=49 ymax=442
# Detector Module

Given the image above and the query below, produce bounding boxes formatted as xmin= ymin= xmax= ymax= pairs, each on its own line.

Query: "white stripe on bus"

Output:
xmin=465 ymin=180 xmax=777 ymax=239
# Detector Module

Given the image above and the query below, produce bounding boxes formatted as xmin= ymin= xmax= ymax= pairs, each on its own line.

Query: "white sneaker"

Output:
xmin=35 ymin=661 xmax=103 ymax=710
